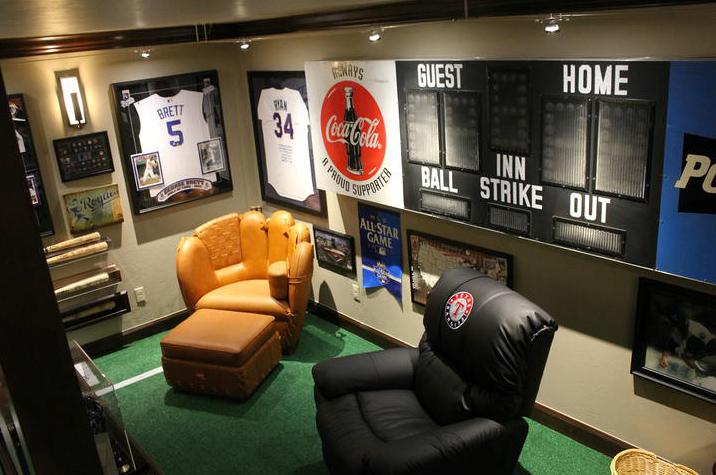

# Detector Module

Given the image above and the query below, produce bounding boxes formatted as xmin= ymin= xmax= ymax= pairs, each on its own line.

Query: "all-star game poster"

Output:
xmin=358 ymin=203 xmax=402 ymax=300
xmin=305 ymin=61 xmax=404 ymax=209
xmin=112 ymin=70 xmax=232 ymax=214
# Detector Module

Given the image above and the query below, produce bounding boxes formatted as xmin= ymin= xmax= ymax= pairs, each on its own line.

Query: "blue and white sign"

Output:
xmin=358 ymin=203 xmax=402 ymax=300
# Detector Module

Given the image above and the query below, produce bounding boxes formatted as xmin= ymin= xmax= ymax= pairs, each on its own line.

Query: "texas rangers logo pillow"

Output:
xmin=444 ymin=291 xmax=475 ymax=330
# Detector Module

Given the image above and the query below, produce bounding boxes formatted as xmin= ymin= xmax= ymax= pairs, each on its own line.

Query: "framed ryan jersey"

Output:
xmin=248 ymin=71 xmax=326 ymax=216
xmin=112 ymin=70 xmax=232 ymax=214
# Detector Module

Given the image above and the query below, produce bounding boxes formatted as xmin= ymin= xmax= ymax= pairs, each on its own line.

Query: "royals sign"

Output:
xmin=306 ymin=60 xmax=404 ymax=208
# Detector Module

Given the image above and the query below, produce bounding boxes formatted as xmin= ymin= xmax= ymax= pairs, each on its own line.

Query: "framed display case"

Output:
xmin=53 ymin=131 xmax=114 ymax=182
xmin=248 ymin=71 xmax=326 ymax=216
xmin=631 ymin=278 xmax=716 ymax=404
xmin=313 ymin=227 xmax=356 ymax=277
xmin=407 ymin=230 xmax=513 ymax=306
xmin=8 ymin=94 xmax=54 ymax=236
xmin=112 ymin=70 xmax=233 ymax=214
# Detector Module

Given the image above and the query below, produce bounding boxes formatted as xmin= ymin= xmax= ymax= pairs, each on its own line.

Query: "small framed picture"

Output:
xmin=26 ymin=174 xmax=40 ymax=206
xmin=53 ymin=131 xmax=114 ymax=182
xmin=313 ymin=227 xmax=356 ymax=277
xmin=198 ymin=138 xmax=225 ymax=174
xmin=131 ymin=152 xmax=164 ymax=190
xmin=631 ymin=278 xmax=716 ymax=404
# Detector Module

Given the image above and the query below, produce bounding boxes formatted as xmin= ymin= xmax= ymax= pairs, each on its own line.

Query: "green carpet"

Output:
xmin=94 ymin=314 xmax=611 ymax=475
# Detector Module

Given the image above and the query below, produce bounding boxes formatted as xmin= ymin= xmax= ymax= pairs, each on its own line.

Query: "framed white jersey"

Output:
xmin=248 ymin=71 xmax=325 ymax=216
xmin=112 ymin=70 xmax=232 ymax=214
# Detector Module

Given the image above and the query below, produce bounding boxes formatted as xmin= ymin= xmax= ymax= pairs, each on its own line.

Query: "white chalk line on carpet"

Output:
xmin=96 ymin=366 xmax=164 ymax=396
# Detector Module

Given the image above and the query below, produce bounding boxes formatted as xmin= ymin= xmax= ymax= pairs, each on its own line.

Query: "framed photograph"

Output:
xmin=112 ymin=70 xmax=233 ymax=214
xmin=26 ymin=174 xmax=40 ymax=206
xmin=53 ymin=131 xmax=114 ymax=182
xmin=63 ymin=184 xmax=124 ymax=234
xmin=8 ymin=94 xmax=54 ymax=236
xmin=248 ymin=71 xmax=326 ymax=216
xmin=197 ymin=137 xmax=225 ymax=173
xmin=131 ymin=152 xmax=164 ymax=190
xmin=631 ymin=278 xmax=716 ymax=404
xmin=407 ymin=230 xmax=513 ymax=306
xmin=313 ymin=227 xmax=356 ymax=277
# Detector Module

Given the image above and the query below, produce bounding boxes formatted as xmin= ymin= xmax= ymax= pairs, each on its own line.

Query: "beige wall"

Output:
xmin=3 ymin=3 xmax=715 ymax=473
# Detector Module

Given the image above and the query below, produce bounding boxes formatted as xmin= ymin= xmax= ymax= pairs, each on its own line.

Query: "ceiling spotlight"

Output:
xmin=368 ymin=30 xmax=382 ymax=42
xmin=139 ymin=48 xmax=151 ymax=59
xmin=539 ymin=14 xmax=567 ymax=34
xmin=239 ymin=40 xmax=251 ymax=50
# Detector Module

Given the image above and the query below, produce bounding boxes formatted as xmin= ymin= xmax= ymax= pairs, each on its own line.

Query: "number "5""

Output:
xmin=167 ymin=119 xmax=184 ymax=146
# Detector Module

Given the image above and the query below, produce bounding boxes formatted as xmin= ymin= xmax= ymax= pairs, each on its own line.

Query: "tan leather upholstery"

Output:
xmin=160 ymin=309 xmax=281 ymax=399
xmin=176 ymin=210 xmax=314 ymax=352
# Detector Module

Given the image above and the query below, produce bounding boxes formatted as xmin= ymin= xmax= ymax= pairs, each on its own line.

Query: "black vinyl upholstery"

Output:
xmin=313 ymin=268 xmax=558 ymax=475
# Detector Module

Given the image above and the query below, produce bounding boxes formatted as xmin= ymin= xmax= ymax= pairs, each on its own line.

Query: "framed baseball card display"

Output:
xmin=112 ymin=70 xmax=232 ymax=214
xmin=53 ymin=131 xmax=114 ymax=182
xmin=248 ymin=71 xmax=326 ymax=216
xmin=407 ymin=230 xmax=513 ymax=306
xmin=8 ymin=94 xmax=54 ymax=236
xmin=631 ymin=278 xmax=716 ymax=404
xmin=313 ymin=227 xmax=356 ymax=277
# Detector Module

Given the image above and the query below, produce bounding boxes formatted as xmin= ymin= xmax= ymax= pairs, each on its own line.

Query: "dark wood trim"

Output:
xmin=530 ymin=402 xmax=634 ymax=456
xmin=309 ymin=300 xmax=634 ymax=458
xmin=83 ymin=309 xmax=191 ymax=358
xmin=0 ymin=69 xmax=103 ymax=473
xmin=0 ymin=0 xmax=711 ymax=58
xmin=308 ymin=301 xmax=407 ymax=349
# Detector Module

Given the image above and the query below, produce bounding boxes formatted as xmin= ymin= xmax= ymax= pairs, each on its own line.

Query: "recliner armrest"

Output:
xmin=312 ymin=347 xmax=419 ymax=400
xmin=364 ymin=417 xmax=528 ymax=475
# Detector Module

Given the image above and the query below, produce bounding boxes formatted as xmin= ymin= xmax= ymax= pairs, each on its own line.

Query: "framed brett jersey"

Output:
xmin=112 ymin=70 xmax=232 ymax=214
xmin=248 ymin=71 xmax=326 ymax=216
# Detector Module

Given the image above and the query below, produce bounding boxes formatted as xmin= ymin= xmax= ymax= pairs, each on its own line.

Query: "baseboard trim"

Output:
xmin=83 ymin=309 xmax=191 ymax=358
xmin=308 ymin=301 xmax=410 ymax=349
xmin=530 ymin=402 xmax=634 ymax=457
xmin=309 ymin=299 xmax=633 ymax=458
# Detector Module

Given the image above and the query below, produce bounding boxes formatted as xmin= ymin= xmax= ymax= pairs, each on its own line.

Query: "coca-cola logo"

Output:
xmin=321 ymin=80 xmax=386 ymax=182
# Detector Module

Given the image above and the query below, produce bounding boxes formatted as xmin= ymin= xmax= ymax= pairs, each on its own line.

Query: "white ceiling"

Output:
xmin=0 ymin=0 xmax=404 ymax=39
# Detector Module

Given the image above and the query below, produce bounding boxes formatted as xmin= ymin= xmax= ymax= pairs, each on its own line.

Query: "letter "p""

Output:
xmin=674 ymin=154 xmax=711 ymax=189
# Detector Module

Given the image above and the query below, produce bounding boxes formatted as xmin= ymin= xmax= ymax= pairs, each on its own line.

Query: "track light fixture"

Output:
xmin=139 ymin=48 xmax=151 ymax=58
xmin=537 ymin=14 xmax=568 ymax=34
xmin=368 ymin=29 xmax=382 ymax=42
xmin=239 ymin=40 xmax=251 ymax=50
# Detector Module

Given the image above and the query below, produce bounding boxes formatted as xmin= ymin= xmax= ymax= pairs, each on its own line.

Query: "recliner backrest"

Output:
xmin=416 ymin=268 xmax=557 ymax=424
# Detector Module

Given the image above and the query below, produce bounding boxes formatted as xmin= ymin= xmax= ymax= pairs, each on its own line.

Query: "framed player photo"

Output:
xmin=63 ymin=184 xmax=124 ymax=234
xmin=313 ymin=227 xmax=356 ymax=277
xmin=131 ymin=152 xmax=164 ymax=190
xmin=26 ymin=174 xmax=40 ymax=206
xmin=198 ymin=137 xmax=225 ymax=174
xmin=53 ymin=131 xmax=114 ymax=182
xmin=631 ymin=278 xmax=716 ymax=404
xmin=248 ymin=71 xmax=326 ymax=217
xmin=112 ymin=70 xmax=233 ymax=214
xmin=8 ymin=94 xmax=54 ymax=236
xmin=407 ymin=230 xmax=513 ymax=306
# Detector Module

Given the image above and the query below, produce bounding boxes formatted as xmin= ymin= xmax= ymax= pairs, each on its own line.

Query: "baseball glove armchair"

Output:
xmin=176 ymin=210 xmax=314 ymax=352
xmin=313 ymin=268 xmax=558 ymax=474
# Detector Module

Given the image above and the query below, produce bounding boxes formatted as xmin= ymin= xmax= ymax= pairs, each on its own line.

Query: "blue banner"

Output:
xmin=358 ymin=203 xmax=402 ymax=300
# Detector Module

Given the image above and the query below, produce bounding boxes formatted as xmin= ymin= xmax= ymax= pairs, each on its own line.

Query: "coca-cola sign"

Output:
xmin=320 ymin=80 xmax=386 ymax=181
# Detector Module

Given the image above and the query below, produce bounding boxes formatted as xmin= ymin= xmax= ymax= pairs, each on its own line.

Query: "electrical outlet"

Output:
xmin=134 ymin=286 xmax=146 ymax=304
xmin=352 ymin=283 xmax=360 ymax=302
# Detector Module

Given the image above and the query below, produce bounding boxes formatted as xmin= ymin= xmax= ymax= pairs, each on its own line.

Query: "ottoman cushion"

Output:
xmin=161 ymin=309 xmax=276 ymax=367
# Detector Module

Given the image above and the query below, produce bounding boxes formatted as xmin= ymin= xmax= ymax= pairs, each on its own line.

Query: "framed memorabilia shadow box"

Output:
xmin=313 ymin=227 xmax=356 ymax=277
xmin=53 ymin=131 xmax=114 ymax=182
xmin=407 ymin=230 xmax=513 ymax=306
xmin=112 ymin=70 xmax=233 ymax=214
xmin=631 ymin=278 xmax=716 ymax=404
xmin=248 ymin=71 xmax=326 ymax=217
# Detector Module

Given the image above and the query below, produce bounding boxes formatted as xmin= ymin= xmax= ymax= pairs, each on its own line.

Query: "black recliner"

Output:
xmin=312 ymin=268 xmax=558 ymax=475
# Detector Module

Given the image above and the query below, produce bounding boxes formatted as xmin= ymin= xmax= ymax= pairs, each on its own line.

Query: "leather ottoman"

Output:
xmin=160 ymin=309 xmax=281 ymax=399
